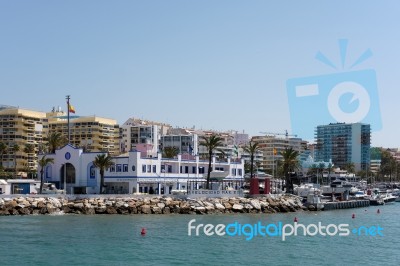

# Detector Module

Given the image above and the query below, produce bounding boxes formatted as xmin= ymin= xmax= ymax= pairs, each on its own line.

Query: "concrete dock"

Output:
xmin=323 ymin=200 xmax=370 ymax=210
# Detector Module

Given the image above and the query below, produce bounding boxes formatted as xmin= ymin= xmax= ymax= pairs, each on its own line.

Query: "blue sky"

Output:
xmin=1 ymin=1 xmax=399 ymax=147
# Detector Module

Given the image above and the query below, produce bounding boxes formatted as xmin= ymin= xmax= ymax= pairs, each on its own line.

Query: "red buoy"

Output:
xmin=352 ymin=213 xmax=355 ymax=219
xmin=377 ymin=209 xmax=380 ymax=214
xmin=141 ymin=228 xmax=146 ymax=235
xmin=294 ymin=217 xmax=298 ymax=222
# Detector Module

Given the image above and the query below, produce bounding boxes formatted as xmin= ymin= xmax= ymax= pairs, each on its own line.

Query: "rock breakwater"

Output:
xmin=0 ymin=195 xmax=305 ymax=215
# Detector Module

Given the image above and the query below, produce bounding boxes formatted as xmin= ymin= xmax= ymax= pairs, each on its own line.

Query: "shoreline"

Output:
xmin=0 ymin=194 xmax=305 ymax=215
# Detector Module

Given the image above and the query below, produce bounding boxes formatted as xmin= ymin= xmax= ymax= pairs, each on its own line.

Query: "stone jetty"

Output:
xmin=0 ymin=195 xmax=305 ymax=215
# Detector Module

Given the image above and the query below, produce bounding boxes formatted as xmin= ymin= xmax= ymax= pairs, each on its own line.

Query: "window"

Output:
xmin=168 ymin=165 xmax=172 ymax=173
xmin=238 ymin=169 xmax=243 ymax=176
xmin=142 ymin=165 xmax=146 ymax=173
xmin=90 ymin=166 xmax=96 ymax=179
xmin=180 ymin=166 xmax=182 ymax=173
xmin=132 ymin=165 xmax=136 ymax=171
xmin=232 ymin=169 xmax=236 ymax=176
xmin=147 ymin=165 xmax=151 ymax=173
xmin=152 ymin=165 xmax=156 ymax=173
xmin=123 ymin=164 xmax=128 ymax=172
xmin=116 ymin=164 xmax=122 ymax=172
xmin=161 ymin=165 xmax=165 ymax=173
xmin=192 ymin=166 xmax=196 ymax=173
xmin=110 ymin=165 xmax=115 ymax=172
xmin=185 ymin=166 xmax=189 ymax=174
xmin=215 ymin=167 xmax=224 ymax=171
xmin=199 ymin=167 xmax=205 ymax=174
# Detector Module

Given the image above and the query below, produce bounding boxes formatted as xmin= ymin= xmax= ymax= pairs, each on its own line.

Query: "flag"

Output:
xmin=68 ymin=104 xmax=76 ymax=113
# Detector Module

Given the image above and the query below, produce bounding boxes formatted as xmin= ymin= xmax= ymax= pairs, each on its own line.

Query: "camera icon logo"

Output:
xmin=286 ymin=40 xmax=382 ymax=139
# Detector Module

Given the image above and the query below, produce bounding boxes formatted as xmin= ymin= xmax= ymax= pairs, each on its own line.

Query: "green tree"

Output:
xmin=243 ymin=141 xmax=261 ymax=180
xmin=23 ymin=144 xmax=35 ymax=170
xmin=318 ymin=162 xmax=325 ymax=184
xmin=163 ymin=146 xmax=179 ymax=158
xmin=0 ymin=142 xmax=7 ymax=170
xmin=344 ymin=162 xmax=355 ymax=174
xmin=12 ymin=144 xmax=20 ymax=177
xmin=93 ymin=154 xmax=114 ymax=194
xmin=47 ymin=132 xmax=67 ymax=153
xmin=280 ymin=147 xmax=300 ymax=194
xmin=38 ymin=155 xmax=54 ymax=193
xmin=199 ymin=134 xmax=224 ymax=189
xmin=307 ymin=163 xmax=318 ymax=177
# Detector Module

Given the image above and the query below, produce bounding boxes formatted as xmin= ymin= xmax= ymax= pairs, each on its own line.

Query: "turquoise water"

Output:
xmin=0 ymin=205 xmax=399 ymax=266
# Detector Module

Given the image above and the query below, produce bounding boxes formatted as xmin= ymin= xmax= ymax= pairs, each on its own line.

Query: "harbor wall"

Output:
xmin=0 ymin=195 xmax=305 ymax=215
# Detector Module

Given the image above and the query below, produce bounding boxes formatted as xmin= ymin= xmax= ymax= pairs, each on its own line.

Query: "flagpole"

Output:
xmin=66 ymin=95 xmax=70 ymax=144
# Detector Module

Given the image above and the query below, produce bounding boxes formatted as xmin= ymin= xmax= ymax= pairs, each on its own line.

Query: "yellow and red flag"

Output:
xmin=68 ymin=104 xmax=76 ymax=113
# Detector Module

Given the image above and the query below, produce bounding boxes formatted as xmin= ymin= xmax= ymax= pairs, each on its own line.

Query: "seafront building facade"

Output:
xmin=120 ymin=118 xmax=171 ymax=156
xmin=40 ymin=144 xmax=244 ymax=194
xmin=47 ymin=109 xmax=120 ymax=155
xmin=251 ymin=135 xmax=308 ymax=175
xmin=315 ymin=123 xmax=371 ymax=171
xmin=0 ymin=106 xmax=48 ymax=173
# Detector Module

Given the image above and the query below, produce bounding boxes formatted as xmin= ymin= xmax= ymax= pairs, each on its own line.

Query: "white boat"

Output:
xmin=379 ymin=192 xmax=397 ymax=204
xmin=322 ymin=178 xmax=356 ymax=195
xmin=294 ymin=183 xmax=321 ymax=197
xmin=354 ymin=191 xmax=368 ymax=199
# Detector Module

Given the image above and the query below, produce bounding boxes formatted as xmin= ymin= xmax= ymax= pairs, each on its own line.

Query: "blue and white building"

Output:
xmin=39 ymin=144 xmax=245 ymax=194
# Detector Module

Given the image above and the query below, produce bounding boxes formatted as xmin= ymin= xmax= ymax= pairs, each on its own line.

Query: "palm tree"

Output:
xmin=93 ymin=154 xmax=114 ymax=194
xmin=38 ymin=155 xmax=54 ymax=193
xmin=199 ymin=134 xmax=224 ymax=189
xmin=327 ymin=162 xmax=334 ymax=183
xmin=163 ymin=146 xmax=179 ymax=158
xmin=12 ymin=144 xmax=20 ymax=177
xmin=307 ymin=163 xmax=318 ymax=177
xmin=243 ymin=141 xmax=260 ymax=179
xmin=0 ymin=142 xmax=7 ymax=170
xmin=47 ymin=132 xmax=67 ymax=153
xmin=280 ymin=147 xmax=300 ymax=194
xmin=318 ymin=162 xmax=325 ymax=184
xmin=344 ymin=162 xmax=355 ymax=175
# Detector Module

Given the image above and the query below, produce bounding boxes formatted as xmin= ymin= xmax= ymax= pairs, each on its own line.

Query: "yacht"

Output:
xmin=294 ymin=183 xmax=322 ymax=197
xmin=321 ymin=178 xmax=357 ymax=196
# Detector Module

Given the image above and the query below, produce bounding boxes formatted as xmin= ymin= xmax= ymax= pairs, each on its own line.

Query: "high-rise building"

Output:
xmin=315 ymin=122 xmax=370 ymax=171
xmin=251 ymin=135 xmax=308 ymax=175
xmin=0 ymin=106 xmax=48 ymax=173
xmin=121 ymin=118 xmax=171 ymax=156
xmin=47 ymin=110 xmax=120 ymax=155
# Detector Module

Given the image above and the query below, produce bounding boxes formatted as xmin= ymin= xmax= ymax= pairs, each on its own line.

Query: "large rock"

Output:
xmin=74 ymin=203 xmax=84 ymax=209
xmin=19 ymin=208 xmax=31 ymax=215
xmin=215 ymin=203 xmax=225 ymax=211
xmin=250 ymin=199 xmax=261 ymax=210
xmin=151 ymin=207 xmax=162 ymax=214
xmin=141 ymin=205 xmax=151 ymax=214
xmin=106 ymin=207 xmax=118 ymax=214
xmin=95 ymin=206 xmax=107 ymax=213
xmin=232 ymin=204 xmax=244 ymax=212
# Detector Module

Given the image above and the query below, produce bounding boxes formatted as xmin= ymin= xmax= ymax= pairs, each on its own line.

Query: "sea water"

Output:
xmin=0 ymin=204 xmax=399 ymax=266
